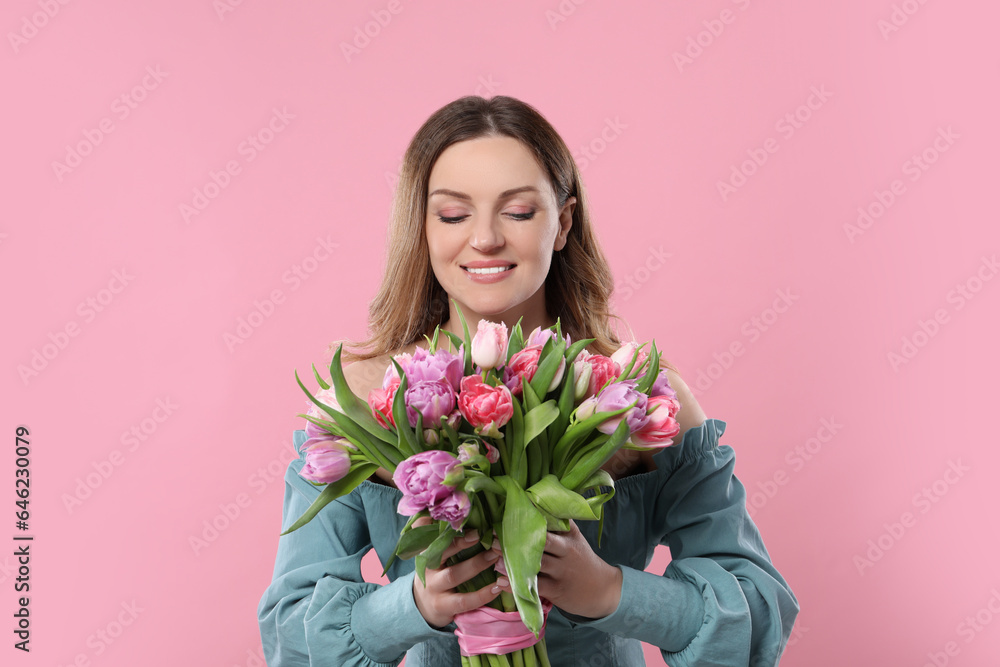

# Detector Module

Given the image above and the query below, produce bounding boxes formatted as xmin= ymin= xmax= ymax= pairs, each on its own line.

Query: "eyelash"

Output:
xmin=437 ymin=211 xmax=536 ymax=224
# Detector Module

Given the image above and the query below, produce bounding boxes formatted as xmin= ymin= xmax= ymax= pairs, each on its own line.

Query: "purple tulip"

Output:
xmin=383 ymin=346 xmax=464 ymax=392
xmin=299 ymin=438 xmax=352 ymax=484
xmin=649 ymin=369 xmax=679 ymax=401
xmin=392 ymin=450 xmax=462 ymax=515
xmin=429 ymin=490 xmax=471 ymax=531
xmin=576 ymin=380 xmax=650 ymax=435
xmin=404 ymin=378 xmax=457 ymax=428
xmin=525 ymin=326 xmax=572 ymax=350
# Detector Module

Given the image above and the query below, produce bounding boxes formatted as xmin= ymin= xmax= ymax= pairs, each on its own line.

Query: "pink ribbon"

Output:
xmin=453 ymin=599 xmax=554 ymax=656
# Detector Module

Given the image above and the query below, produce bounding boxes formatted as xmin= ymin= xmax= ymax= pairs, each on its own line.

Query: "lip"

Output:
xmin=462 ymin=263 xmax=515 ymax=284
xmin=461 ymin=260 xmax=517 ymax=268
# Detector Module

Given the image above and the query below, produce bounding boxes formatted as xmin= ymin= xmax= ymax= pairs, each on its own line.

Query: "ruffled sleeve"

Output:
xmin=257 ymin=430 xmax=456 ymax=666
xmin=564 ymin=418 xmax=800 ymax=666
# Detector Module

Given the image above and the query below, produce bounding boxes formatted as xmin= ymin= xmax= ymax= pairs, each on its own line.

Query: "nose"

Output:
xmin=469 ymin=214 xmax=505 ymax=252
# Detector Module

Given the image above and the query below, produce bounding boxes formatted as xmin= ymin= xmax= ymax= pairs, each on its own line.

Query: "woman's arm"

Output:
xmin=256 ymin=432 xmax=456 ymax=666
xmin=564 ymin=373 xmax=801 ymax=666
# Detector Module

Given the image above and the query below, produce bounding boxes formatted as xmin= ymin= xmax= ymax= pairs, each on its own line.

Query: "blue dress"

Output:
xmin=258 ymin=418 xmax=800 ymax=666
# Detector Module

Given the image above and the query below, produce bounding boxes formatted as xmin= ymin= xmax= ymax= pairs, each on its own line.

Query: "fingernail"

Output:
xmin=464 ymin=530 xmax=479 ymax=542
xmin=491 ymin=585 xmax=501 ymax=594
xmin=497 ymin=576 xmax=509 ymax=587
xmin=485 ymin=550 xmax=500 ymax=562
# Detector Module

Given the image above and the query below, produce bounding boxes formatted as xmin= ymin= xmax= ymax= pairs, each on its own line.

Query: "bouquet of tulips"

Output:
xmin=282 ymin=302 xmax=682 ymax=667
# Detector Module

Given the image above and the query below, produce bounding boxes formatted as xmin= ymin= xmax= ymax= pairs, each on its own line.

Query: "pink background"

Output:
xmin=4 ymin=1 xmax=999 ymax=665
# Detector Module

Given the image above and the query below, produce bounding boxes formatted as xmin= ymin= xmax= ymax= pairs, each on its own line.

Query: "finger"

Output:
xmin=447 ymin=578 xmax=506 ymax=616
xmin=543 ymin=530 xmax=568 ymax=557
xmin=437 ymin=529 xmax=481 ymax=564
xmin=437 ymin=548 xmax=502 ymax=591
xmin=539 ymin=553 xmax=559 ymax=574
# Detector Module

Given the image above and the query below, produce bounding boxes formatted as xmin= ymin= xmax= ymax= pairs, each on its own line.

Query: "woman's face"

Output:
xmin=425 ymin=135 xmax=575 ymax=330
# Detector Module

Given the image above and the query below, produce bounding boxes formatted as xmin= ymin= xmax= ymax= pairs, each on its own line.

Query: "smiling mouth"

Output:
xmin=463 ymin=265 xmax=516 ymax=275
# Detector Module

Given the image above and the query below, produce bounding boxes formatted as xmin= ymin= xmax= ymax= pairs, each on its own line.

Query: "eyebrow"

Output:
xmin=427 ymin=186 xmax=540 ymax=201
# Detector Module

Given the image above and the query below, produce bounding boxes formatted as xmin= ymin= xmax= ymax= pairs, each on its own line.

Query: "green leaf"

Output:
xmin=561 ymin=419 xmax=631 ymax=490
xmin=507 ymin=320 xmax=525 ymax=364
xmin=529 ymin=336 xmax=566 ymax=399
xmin=414 ymin=525 xmax=458 ymax=587
xmin=551 ymin=401 xmax=636 ymax=474
xmin=509 ymin=397 xmax=525 ymax=486
xmin=633 ymin=340 xmax=661 ymax=395
xmin=495 ymin=476 xmax=547 ymax=636
xmin=312 ymin=363 xmax=330 ymax=390
xmin=463 ymin=475 xmax=506 ymax=496
xmin=521 ymin=374 xmax=541 ymax=411
xmin=576 ymin=470 xmax=616 ymax=548
xmin=441 ymin=417 xmax=462 ymax=450
xmin=440 ymin=330 xmax=465 ymax=357
xmin=393 ymin=524 xmax=440 ymax=560
xmin=390 ymin=360 xmax=417 ymax=458
xmin=523 ymin=401 xmax=559 ymax=445
xmin=299 ymin=414 xmax=344 ymax=438
xmin=547 ymin=364 xmax=577 ymax=446
xmin=536 ymin=505 xmax=571 ymax=531
xmin=381 ymin=512 xmax=421 ymax=575
xmin=326 ymin=345 xmax=401 ymax=451
xmin=429 ymin=325 xmax=441 ymax=353
xmin=280 ymin=463 xmax=378 ymax=535
xmin=296 ymin=371 xmax=384 ymax=466
xmin=525 ymin=474 xmax=599 ymax=521
xmin=565 ymin=338 xmax=596 ymax=365
xmin=451 ymin=299 xmax=473 ymax=375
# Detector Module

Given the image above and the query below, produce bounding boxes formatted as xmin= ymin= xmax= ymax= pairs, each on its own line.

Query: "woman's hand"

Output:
xmin=411 ymin=519 xmax=510 ymax=629
xmin=492 ymin=519 xmax=623 ymax=620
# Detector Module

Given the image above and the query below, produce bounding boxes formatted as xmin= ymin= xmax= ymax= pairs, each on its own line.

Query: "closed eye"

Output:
xmin=437 ymin=211 xmax=536 ymax=224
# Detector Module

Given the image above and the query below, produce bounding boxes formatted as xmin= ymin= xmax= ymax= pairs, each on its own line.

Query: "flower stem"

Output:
xmin=536 ymin=639 xmax=552 ymax=667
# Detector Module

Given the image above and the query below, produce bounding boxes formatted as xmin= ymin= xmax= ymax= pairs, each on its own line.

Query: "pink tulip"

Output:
xmin=458 ymin=375 xmax=514 ymax=437
xmin=611 ymin=342 xmax=649 ymax=377
xmin=576 ymin=350 xmax=620 ymax=399
xmin=502 ymin=345 xmax=565 ymax=396
xmin=471 ymin=320 xmax=508 ymax=370
xmin=630 ymin=394 xmax=682 ymax=449
xmin=367 ymin=375 xmax=400 ymax=428
xmin=572 ymin=357 xmax=593 ymax=401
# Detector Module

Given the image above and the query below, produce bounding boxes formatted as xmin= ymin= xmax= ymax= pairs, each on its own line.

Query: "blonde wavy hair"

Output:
xmin=331 ymin=95 xmax=677 ymax=374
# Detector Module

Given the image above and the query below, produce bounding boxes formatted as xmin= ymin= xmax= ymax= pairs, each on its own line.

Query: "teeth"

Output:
xmin=466 ymin=265 xmax=513 ymax=275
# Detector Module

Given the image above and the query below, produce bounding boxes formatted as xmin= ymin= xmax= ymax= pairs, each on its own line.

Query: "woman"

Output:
xmin=258 ymin=95 xmax=800 ymax=666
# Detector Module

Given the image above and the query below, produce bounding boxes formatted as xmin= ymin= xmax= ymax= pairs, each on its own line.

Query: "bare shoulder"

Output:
xmin=340 ymin=341 xmax=422 ymax=400
xmin=661 ymin=365 xmax=709 ymax=443
xmin=341 ymin=356 xmax=389 ymax=400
